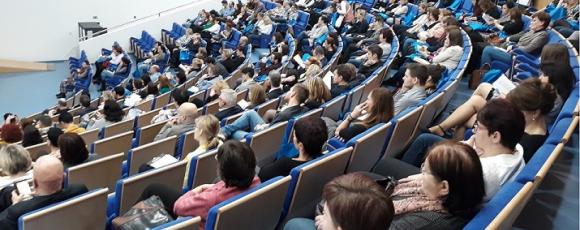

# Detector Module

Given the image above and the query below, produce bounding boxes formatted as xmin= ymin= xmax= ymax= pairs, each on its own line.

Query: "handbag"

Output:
xmin=112 ymin=195 xmax=174 ymax=230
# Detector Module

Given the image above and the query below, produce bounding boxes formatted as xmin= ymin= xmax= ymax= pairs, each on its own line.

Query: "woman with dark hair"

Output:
xmin=259 ymin=117 xmax=328 ymax=181
xmin=21 ymin=125 xmax=44 ymax=148
xmin=539 ymin=63 xmax=575 ymax=123
xmin=87 ymin=100 xmax=125 ymax=130
xmin=333 ymin=88 xmax=394 ymax=142
xmin=137 ymin=140 xmax=260 ymax=226
xmin=58 ymin=133 xmax=97 ymax=168
xmin=425 ymin=28 xmax=464 ymax=70
xmin=491 ymin=7 xmax=524 ymax=35
xmin=425 ymin=64 xmax=446 ymax=95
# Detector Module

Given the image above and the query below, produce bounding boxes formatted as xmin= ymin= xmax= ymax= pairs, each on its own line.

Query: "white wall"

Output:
xmin=0 ymin=0 xmax=218 ymax=62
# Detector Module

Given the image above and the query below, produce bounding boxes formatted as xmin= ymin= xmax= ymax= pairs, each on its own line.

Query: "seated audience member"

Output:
xmin=347 ymin=28 xmax=393 ymax=66
xmin=152 ymin=88 xmax=192 ymax=123
xmin=58 ymin=133 xmax=98 ymax=169
xmin=267 ymin=71 xmax=284 ymax=100
xmin=154 ymin=103 xmax=199 ymax=141
xmin=100 ymin=57 xmax=131 ymax=91
xmin=539 ymin=62 xmax=575 ymax=122
xmin=215 ymin=89 xmax=244 ymax=120
xmin=58 ymin=112 xmax=85 ymax=134
xmin=219 ymin=48 xmax=244 ymax=73
xmin=236 ymin=67 xmax=258 ymax=93
xmin=298 ymin=16 xmax=329 ymax=51
xmin=333 ymin=88 xmax=394 ymax=142
xmin=0 ymin=145 xmax=33 ymax=188
xmin=304 ymin=77 xmax=331 ymax=110
xmin=221 ymin=84 xmax=309 ymax=140
xmin=74 ymin=95 xmax=96 ymax=117
xmin=136 ymin=140 xmax=260 ymax=226
xmin=490 ymin=7 xmax=524 ymax=36
xmin=284 ymin=173 xmax=395 ymax=230
xmin=423 ymin=28 xmax=463 ymax=70
xmin=330 ymin=64 xmax=356 ymax=98
xmin=383 ymin=141 xmax=485 ymax=229
xmin=424 ymin=64 xmax=446 ymax=95
xmin=135 ymin=42 xmax=166 ymax=78
xmin=247 ymin=85 xmax=267 ymax=109
xmin=46 ymin=98 xmax=70 ymax=117
xmin=479 ymin=12 xmax=551 ymax=67
xmin=183 ymin=115 xmax=223 ymax=186
xmin=0 ymin=155 xmax=88 ymax=230
xmin=259 ymin=117 xmax=328 ymax=181
xmin=158 ymin=75 xmax=174 ymax=94
xmin=0 ymin=124 xmax=22 ymax=145
xmin=46 ymin=127 xmax=63 ymax=157
xmin=195 ymin=61 xmax=229 ymax=92
xmin=35 ymin=115 xmax=52 ymax=136
xmin=21 ymin=125 xmax=43 ymax=148
xmin=141 ymin=82 xmax=160 ymax=101
xmin=257 ymin=52 xmax=283 ymax=77
xmin=86 ymin=100 xmax=125 ymax=131
xmin=396 ymin=99 xmax=525 ymax=200
xmin=393 ymin=63 xmax=428 ymax=114
xmin=357 ymin=45 xmax=383 ymax=78
xmin=57 ymin=60 xmax=90 ymax=98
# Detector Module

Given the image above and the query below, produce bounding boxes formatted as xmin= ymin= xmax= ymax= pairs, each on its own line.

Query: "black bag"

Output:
xmin=112 ymin=195 xmax=174 ymax=230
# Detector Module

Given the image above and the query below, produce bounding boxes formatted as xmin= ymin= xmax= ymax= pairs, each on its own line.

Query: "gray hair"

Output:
xmin=0 ymin=144 xmax=32 ymax=176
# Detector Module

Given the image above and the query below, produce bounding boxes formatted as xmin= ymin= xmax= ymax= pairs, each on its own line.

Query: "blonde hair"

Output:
xmin=304 ymin=64 xmax=323 ymax=78
xmin=101 ymin=91 xmax=115 ymax=102
xmin=212 ymin=80 xmax=231 ymax=95
xmin=305 ymin=77 xmax=331 ymax=104
xmin=248 ymin=85 xmax=267 ymax=107
xmin=0 ymin=144 xmax=32 ymax=176
xmin=195 ymin=115 xmax=221 ymax=149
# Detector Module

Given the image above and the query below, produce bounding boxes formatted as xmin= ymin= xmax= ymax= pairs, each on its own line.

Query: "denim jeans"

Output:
xmin=480 ymin=46 xmax=512 ymax=68
xmin=283 ymin=218 xmax=316 ymax=230
xmin=222 ymin=110 xmax=265 ymax=140
xmin=135 ymin=63 xmax=151 ymax=78
xmin=400 ymin=133 xmax=446 ymax=167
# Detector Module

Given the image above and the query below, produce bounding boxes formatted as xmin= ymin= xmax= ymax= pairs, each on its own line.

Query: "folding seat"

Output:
xmin=292 ymin=11 xmax=310 ymax=36
xmin=133 ymin=121 xmax=167 ymax=148
xmin=19 ymin=188 xmax=109 ymax=230
xmin=411 ymin=92 xmax=445 ymax=139
xmin=136 ymin=108 xmax=163 ymax=128
xmin=79 ymin=128 xmax=100 ymax=146
xmin=184 ymin=149 xmax=218 ymax=191
xmin=175 ymin=130 xmax=199 ymax=160
xmin=74 ymin=67 xmax=93 ymax=92
xmin=516 ymin=143 xmax=560 ymax=184
xmin=136 ymin=97 xmax=155 ymax=112
xmin=204 ymin=100 xmax=220 ymax=115
xmin=252 ymin=24 xmax=278 ymax=48
xmin=205 ymin=176 xmax=291 ymax=230
xmin=24 ymin=142 xmax=50 ymax=161
xmin=90 ymin=131 xmax=134 ymax=157
xmin=343 ymin=123 xmax=392 ymax=172
xmin=485 ymin=181 xmax=535 ymax=229
xmin=382 ymin=106 xmax=423 ymax=158
xmin=321 ymin=95 xmax=347 ymax=121
xmin=401 ymin=4 xmax=418 ymax=27
xmin=256 ymin=98 xmax=280 ymax=117
xmin=343 ymin=85 xmax=365 ymax=115
xmin=223 ymin=29 xmax=242 ymax=50
xmin=126 ymin=136 xmax=178 ymax=176
xmin=152 ymin=216 xmax=202 ymax=230
xmin=66 ymin=153 xmax=124 ymax=191
xmin=153 ymin=91 xmax=172 ymax=110
xmin=99 ymin=118 xmax=135 ymax=139
xmin=245 ymin=121 xmax=289 ymax=167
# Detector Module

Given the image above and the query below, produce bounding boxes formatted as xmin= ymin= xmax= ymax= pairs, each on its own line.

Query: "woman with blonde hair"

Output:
xmin=203 ymin=80 xmax=231 ymax=105
xmin=0 ymin=144 xmax=33 ymax=188
xmin=183 ymin=115 xmax=223 ymax=186
xmin=304 ymin=77 xmax=331 ymax=110
xmin=248 ymin=85 xmax=267 ymax=109
xmin=158 ymin=75 xmax=174 ymax=94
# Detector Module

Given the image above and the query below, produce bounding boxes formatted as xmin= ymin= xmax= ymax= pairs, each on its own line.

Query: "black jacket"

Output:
xmin=271 ymin=105 xmax=307 ymax=124
xmin=215 ymin=105 xmax=244 ymax=121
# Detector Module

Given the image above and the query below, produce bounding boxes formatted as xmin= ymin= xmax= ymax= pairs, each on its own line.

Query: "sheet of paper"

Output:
xmin=150 ymin=154 xmax=178 ymax=168
xmin=492 ymin=74 xmax=516 ymax=95
xmin=323 ymin=71 xmax=333 ymax=89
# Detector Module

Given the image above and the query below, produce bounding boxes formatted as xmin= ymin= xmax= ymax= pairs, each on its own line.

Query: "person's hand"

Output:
xmin=192 ymin=184 xmax=213 ymax=193
xmin=350 ymin=102 xmax=368 ymax=119
xmin=11 ymin=190 xmax=27 ymax=205
xmin=169 ymin=117 xmax=179 ymax=125
xmin=315 ymin=213 xmax=332 ymax=230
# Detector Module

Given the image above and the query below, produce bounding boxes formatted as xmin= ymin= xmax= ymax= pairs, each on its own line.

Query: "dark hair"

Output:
xmin=323 ymin=173 xmax=394 ymax=230
xmin=58 ymin=133 xmax=89 ymax=167
xmin=532 ymin=11 xmax=551 ymax=29
xmin=272 ymin=32 xmax=284 ymax=44
xmin=19 ymin=118 xmax=34 ymax=130
xmin=141 ymin=74 xmax=152 ymax=86
xmin=133 ymin=79 xmax=144 ymax=90
xmin=447 ymin=29 xmax=463 ymax=47
xmin=380 ymin=28 xmax=393 ymax=44
xmin=279 ymin=43 xmax=289 ymax=56
xmin=362 ymin=88 xmax=394 ymax=127
xmin=121 ymin=57 xmax=131 ymax=65
xmin=425 ymin=64 xmax=446 ymax=91
xmin=507 ymin=78 xmax=557 ymax=115
xmin=313 ymin=46 xmax=325 ymax=57
xmin=509 ymin=8 xmax=522 ymax=22
xmin=114 ymin=87 xmax=125 ymax=97
xmin=146 ymin=82 xmax=159 ymax=96
xmin=269 ymin=71 xmax=281 ymax=88
xmin=367 ymin=45 xmax=383 ymax=59
xmin=216 ymin=141 xmax=257 ymax=188
xmin=294 ymin=117 xmax=328 ymax=158
xmin=272 ymin=52 xmax=283 ymax=63
xmin=80 ymin=94 xmax=91 ymax=108
xmin=428 ymin=7 xmax=440 ymax=20
xmin=320 ymin=15 xmax=329 ymax=24
xmin=477 ymin=99 xmax=525 ymax=150
xmin=1 ymin=124 xmax=22 ymax=143
xmin=21 ymin=125 xmax=44 ymax=147
xmin=37 ymin=115 xmax=52 ymax=128
xmin=425 ymin=141 xmax=485 ymax=217
xmin=58 ymin=111 xmax=74 ymax=124
xmin=176 ymin=71 xmax=187 ymax=85
xmin=407 ymin=63 xmax=429 ymax=85
xmin=241 ymin=67 xmax=255 ymax=78
xmin=171 ymin=88 xmax=190 ymax=106
xmin=335 ymin=64 xmax=356 ymax=82
xmin=540 ymin=63 xmax=575 ymax=100
xmin=292 ymin=84 xmax=309 ymax=104
xmin=47 ymin=127 xmax=63 ymax=147
xmin=103 ymin=101 xmax=124 ymax=122
xmin=540 ymin=44 xmax=569 ymax=66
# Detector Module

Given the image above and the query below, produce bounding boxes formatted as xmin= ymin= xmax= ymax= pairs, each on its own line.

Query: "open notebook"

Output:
xmin=323 ymin=71 xmax=333 ymax=89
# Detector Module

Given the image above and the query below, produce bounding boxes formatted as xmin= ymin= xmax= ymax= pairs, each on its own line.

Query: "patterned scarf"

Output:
xmin=391 ymin=174 xmax=447 ymax=215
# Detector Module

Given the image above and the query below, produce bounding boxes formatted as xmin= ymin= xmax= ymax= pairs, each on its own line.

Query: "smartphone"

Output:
xmin=14 ymin=179 xmax=35 ymax=199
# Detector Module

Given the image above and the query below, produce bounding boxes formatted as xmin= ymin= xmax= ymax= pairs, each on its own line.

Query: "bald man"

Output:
xmin=154 ymin=102 xmax=199 ymax=141
xmin=0 ymin=155 xmax=88 ymax=229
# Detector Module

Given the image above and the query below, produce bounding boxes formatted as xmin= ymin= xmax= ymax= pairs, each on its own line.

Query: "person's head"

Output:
xmin=305 ymin=77 xmax=331 ymax=104
xmin=210 ymin=80 xmax=231 ymax=97
xmin=366 ymin=45 xmax=383 ymax=62
xmin=218 ymin=89 xmax=237 ymax=109
xmin=248 ymin=85 xmax=267 ymax=106
xmin=356 ymin=8 xmax=366 ymax=21
xmin=241 ymin=67 xmax=255 ymax=80
xmin=194 ymin=115 xmax=221 ymax=148
xmin=32 ymin=155 xmax=65 ymax=195
xmin=333 ymin=63 xmax=356 ymax=84
xmin=313 ymin=46 xmax=326 ymax=59
xmin=176 ymin=70 xmax=187 ymax=85
xmin=425 ymin=64 xmax=446 ymax=91
xmin=421 ymin=141 xmax=485 ymax=216
xmin=379 ymin=28 xmax=393 ymax=44
xmin=132 ymin=79 xmax=144 ymax=91
xmin=221 ymin=48 xmax=233 ymax=60
xmin=304 ymin=63 xmax=323 ymax=78
xmin=176 ymin=102 xmax=199 ymax=124
xmin=58 ymin=133 xmax=89 ymax=167
xmin=475 ymin=98 xmax=525 ymax=151
xmin=445 ymin=29 xmax=463 ymax=47
xmin=319 ymin=15 xmax=329 ymax=25
xmin=19 ymin=118 xmax=34 ymax=130
xmin=540 ymin=43 xmax=570 ymax=66
xmin=361 ymin=88 xmax=394 ymax=126
xmin=236 ymin=46 xmax=246 ymax=57
xmin=113 ymin=87 xmax=125 ymax=99
xmin=57 ymin=98 xmax=67 ymax=108
xmin=36 ymin=115 xmax=52 ymax=129
xmin=539 ymin=63 xmax=575 ymax=100
xmin=239 ymin=36 xmax=249 ymax=46
xmin=272 ymin=32 xmax=284 ymax=44
xmin=216 ymin=141 xmax=256 ymax=188
xmin=146 ymin=82 xmax=159 ymax=96
xmin=1 ymin=124 xmax=22 ymax=143
xmin=508 ymin=7 xmax=522 ymax=22
xmin=531 ymin=11 xmax=551 ymax=31
xmin=318 ymin=173 xmax=394 ymax=230
xmin=478 ymin=0 xmax=494 ymax=11
xmin=58 ymin=111 xmax=74 ymax=126
xmin=502 ymin=2 xmax=515 ymax=15
xmin=0 ymin=144 xmax=32 ymax=177
xmin=507 ymin=78 xmax=557 ymax=124
xmin=324 ymin=36 xmax=337 ymax=51
xmin=293 ymin=117 xmax=328 ymax=158
xmin=159 ymin=75 xmax=173 ymax=89
xmin=149 ymin=65 xmax=161 ymax=74
xmin=21 ymin=125 xmax=44 ymax=147
xmin=47 ymin=127 xmax=63 ymax=148
xmin=285 ymin=84 xmax=309 ymax=105
xmin=103 ymin=100 xmax=124 ymax=122
xmin=269 ymin=70 xmax=282 ymax=88
xmin=121 ymin=57 xmax=130 ymax=66
xmin=428 ymin=7 xmax=440 ymax=21
xmin=403 ymin=63 xmax=429 ymax=88
xmin=271 ymin=52 xmax=283 ymax=64
xmin=172 ymin=88 xmax=190 ymax=106
xmin=419 ymin=2 xmax=428 ymax=13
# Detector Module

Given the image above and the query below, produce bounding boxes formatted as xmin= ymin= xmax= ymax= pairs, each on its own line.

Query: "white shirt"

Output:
xmin=480 ymin=144 xmax=525 ymax=201
xmin=110 ymin=52 xmax=124 ymax=65
xmin=205 ymin=23 xmax=221 ymax=35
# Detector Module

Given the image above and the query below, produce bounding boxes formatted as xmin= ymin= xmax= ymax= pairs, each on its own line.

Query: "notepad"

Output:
xmin=492 ymin=74 xmax=516 ymax=95
xmin=323 ymin=71 xmax=333 ymax=89
xmin=237 ymin=99 xmax=250 ymax=109
xmin=293 ymin=54 xmax=306 ymax=68
xmin=149 ymin=154 xmax=179 ymax=169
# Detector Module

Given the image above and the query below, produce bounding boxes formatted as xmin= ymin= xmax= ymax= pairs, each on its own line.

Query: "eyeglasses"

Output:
xmin=472 ymin=120 xmax=486 ymax=133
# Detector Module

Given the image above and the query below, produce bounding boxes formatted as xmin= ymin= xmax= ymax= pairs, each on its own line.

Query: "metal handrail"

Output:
xmin=78 ymin=0 xmax=198 ymax=41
